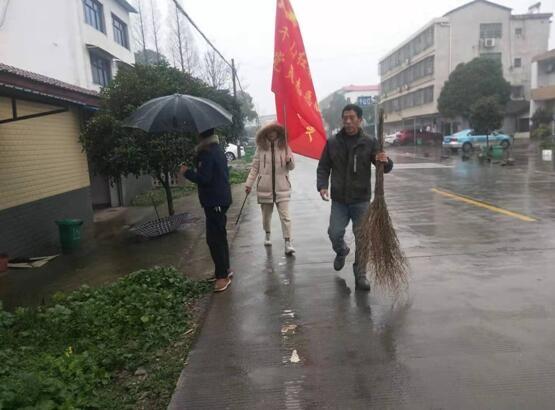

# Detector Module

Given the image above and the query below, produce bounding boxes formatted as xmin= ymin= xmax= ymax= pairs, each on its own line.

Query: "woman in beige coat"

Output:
xmin=245 ymin=123 xmax=295 ymax=255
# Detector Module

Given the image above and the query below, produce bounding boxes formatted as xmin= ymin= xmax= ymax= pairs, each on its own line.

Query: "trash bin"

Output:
xmin=491 ymin=146 xmax=504 ymax=160
xmin=56 ymin=219 xmax=83 ymax=253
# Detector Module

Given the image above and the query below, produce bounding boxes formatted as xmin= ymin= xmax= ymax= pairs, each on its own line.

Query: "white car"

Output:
xmin=225 ymin=143 xmax=245 ymax=161
xmin=385 ymin=133 xmax=400 ymax=146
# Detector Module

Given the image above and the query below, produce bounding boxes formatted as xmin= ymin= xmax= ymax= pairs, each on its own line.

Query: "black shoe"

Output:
xmin=355 ymin=275 xmax=371 ymax=291
xmin=333 ymin=247 xmax=350 ymax=271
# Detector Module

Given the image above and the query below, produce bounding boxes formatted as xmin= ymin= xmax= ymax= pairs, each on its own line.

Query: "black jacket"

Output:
xmin=316 ymin=129 xmax=393 ymax=204
xmin=184 ymin=143 xmax=232 ymax=208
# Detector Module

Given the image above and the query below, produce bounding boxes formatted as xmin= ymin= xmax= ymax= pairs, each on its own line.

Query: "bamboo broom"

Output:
xmin=358 ymin=109 xmax=408 ymax=291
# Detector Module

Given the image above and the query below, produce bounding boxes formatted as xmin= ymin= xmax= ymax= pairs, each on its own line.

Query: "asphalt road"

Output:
xmin=170 ymin=145 xmax=555 ymax=409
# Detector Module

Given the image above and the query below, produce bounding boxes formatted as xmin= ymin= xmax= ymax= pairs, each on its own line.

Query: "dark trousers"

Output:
xmin=204 ymin=206 xmax=230 ymax=279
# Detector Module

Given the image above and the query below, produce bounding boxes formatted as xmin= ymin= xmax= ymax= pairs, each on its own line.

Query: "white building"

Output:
xmin=379 ymin=0 xmax=552 ymax=135
xmin=0 ymin=0 xmax=136 ymax=91
xmin=531 ymin=49 xmax=555 ymax=121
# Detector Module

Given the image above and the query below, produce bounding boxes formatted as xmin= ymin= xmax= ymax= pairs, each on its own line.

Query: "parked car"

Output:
xmin=442 ymin=129 xmax=511 ymax=153
xmin=225 ymin=143 xmax=245 ymax=161
xmin=397 ymin=129 xmax=443 ymax=145
xmin=385 ymin=132 xmax=400 ymax=146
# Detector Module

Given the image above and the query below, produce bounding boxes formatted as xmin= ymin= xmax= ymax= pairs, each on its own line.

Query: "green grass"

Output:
xmin=131 ymin=185 xmax=196 ymax=207
xmin=242 ymin=146 xmax=255 ymax=163
xmin=229 ymin=167 xmax=250 ymax=185
xmin=0 ymin=267 xmax=211 ymax=409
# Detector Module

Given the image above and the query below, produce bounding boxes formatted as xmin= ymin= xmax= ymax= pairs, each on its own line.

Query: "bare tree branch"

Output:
xmin=202 ymin=49 xmax=230 ymax=89
xmin=149 ymin=0 xmax=161 ymax=62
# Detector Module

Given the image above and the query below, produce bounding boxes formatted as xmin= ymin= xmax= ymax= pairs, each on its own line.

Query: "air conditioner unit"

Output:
xmin=483 ymin=38 xmax=496 ymax=48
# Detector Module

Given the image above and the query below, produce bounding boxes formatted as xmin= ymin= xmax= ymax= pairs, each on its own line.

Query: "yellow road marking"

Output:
xmin=431 ymin=188 xmax=537 ymax=222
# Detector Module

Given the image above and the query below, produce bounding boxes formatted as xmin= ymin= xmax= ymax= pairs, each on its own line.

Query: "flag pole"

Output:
xmin=283 ymin=103 xmax=288 ymax=147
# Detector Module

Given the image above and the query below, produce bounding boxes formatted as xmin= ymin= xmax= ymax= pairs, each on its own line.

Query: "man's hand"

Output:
xmin=245 ymin=186 xmax=252 ymax=194
xmin=376 ymin=152 xmax=388 ymax=163
xmin=320 ymin=189 xmax=330 ymax=201
xmin=179 ymin=164 xmax=189 ymax=174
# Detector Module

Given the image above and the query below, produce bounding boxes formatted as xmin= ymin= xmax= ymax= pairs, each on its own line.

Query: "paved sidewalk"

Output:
xmin=170 ymin=152 xmax=555 ymax=409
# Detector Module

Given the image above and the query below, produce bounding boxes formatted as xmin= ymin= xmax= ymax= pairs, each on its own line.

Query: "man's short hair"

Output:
xmin=200 ymin=128 xmax=215 ymax=138
xmin=342 ymin=104 xmax=363 ymax=119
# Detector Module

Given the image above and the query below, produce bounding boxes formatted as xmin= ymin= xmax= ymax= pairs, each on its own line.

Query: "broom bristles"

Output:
xmin=358 ymin=196 xmax=409 ymax=292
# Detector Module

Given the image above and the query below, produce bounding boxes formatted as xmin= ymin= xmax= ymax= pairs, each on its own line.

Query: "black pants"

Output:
xmin=204 ymin=206 xmax=230 ymax=279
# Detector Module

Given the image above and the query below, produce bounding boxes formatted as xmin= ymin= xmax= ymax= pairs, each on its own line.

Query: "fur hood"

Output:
xmin=255 ymin=122 xmax=287 ymax=150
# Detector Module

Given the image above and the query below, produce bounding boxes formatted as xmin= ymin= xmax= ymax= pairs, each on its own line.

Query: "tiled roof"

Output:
xmin=0 ymin=63 xmax=98 ymax=97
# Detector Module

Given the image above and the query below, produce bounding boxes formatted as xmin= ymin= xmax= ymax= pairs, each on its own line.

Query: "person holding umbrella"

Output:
xmin=245 ymin=122 xmax=296 ymax=255
xmin=123 ymin=93 xmax=236 ymax=292
xmin=181 ymin=128 xmax=233 ymax=292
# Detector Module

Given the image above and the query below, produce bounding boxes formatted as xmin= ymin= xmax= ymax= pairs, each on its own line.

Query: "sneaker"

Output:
xmin=285 ymin=240 xmax=296 ymax=256
xmin=208 ymin=269 xmax=234 ymax=283
xmin=214 ymin=278 xmax=232 ymax=293
xmin=333 ymin=247 xmax=350 ymax=271
xmin=264 ymin=232 xmax=272 ymax=247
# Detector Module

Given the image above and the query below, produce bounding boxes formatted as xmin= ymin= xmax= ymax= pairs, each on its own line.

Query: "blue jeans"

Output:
xmin=328 ymin=200 xmax=369 ymax=277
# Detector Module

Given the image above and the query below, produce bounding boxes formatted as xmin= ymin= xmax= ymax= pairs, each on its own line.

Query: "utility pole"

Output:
xmin=232 ymin=58 xmax=241 ymax=159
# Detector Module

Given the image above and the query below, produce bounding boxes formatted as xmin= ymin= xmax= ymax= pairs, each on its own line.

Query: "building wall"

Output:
xmin=509 ymin=18 xmax=551 ymax=99
xmin=0 ymin=98 xmax=91 ymax=211
xmin=0 ymin=187 xmax=93 ymax=257
xmin=0 ymin=96 xmax=94 ymax=256
xmin=380 ymin=1 xmax=551 ymax=130
xmin=0 ymin=0 xmax=134 ymax=91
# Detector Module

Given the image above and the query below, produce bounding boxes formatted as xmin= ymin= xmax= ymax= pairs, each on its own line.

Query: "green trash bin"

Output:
xmin=56 ymin=219 xmax=83 ymax=253
xmin=491 ymin=145 xmax=504 ymax=160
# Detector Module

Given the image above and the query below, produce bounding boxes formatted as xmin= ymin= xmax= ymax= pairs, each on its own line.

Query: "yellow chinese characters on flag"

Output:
xmin=271 ymin=0 xmax=326 ymax=160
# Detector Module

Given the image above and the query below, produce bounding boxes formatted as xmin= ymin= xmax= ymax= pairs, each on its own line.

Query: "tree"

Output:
xmin=135 ymin=49 xmax=168 ymax=65
xmin=469 ymin=96 xmax=504 ymax=148
xmin=80 ymin=63 xmax=242 ymax=215
xmin=438 ymin=57 xmax=511 ymax=120
xmin=321 ymin=92 xmax=348 ymax=133
xmin=133 ymin=0 xmax=148 ymax=54
xmin=170 ymin=3 xmax=199 ymax=75
xmin=532 ymin=108 xmax=553 ymax=129
xmin=237 ymin=91 xmax=258 ymax=123
xmin=202 ymin=49 xmax=230 ymax=89
xmin=148 ymin=0 xmax=162 ymax=62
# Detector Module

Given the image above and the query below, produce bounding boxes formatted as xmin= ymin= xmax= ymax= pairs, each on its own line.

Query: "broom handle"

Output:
xmin=374 ymin=109 xmax=385 ymax=198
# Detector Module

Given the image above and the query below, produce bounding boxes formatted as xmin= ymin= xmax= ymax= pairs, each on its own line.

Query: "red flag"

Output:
xmin=272 ymin=0 xmax=326 ymax=160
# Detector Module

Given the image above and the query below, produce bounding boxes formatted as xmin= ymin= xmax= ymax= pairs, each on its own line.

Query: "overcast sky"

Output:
xmin=150 ymin=0 xmax=555 ymax=116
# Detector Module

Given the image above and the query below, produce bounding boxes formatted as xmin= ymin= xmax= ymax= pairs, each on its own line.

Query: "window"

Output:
xmin=480 ymin=23 xmax=502 ymax=38
xmin=83 ymin=0 xmax=105 ymax=32
xmin=383 ymin=86 xmax=434 ymax=114
xmin=379 ymin=26 xmax=434 ymax=75
xmin=514 ymin=58 xmax=522 ymax=68
xmin=381 ymin=56 xmax=435 ymax=94
xmin=511 ymin=86 xmax=524 ymax=99
xmin=515 ymin=27 xmax=522 ymax=36
xmin=112 ymin=14 xmax=129 ymax=49
xmin=90 ymin=53 xmax=111 ymax=86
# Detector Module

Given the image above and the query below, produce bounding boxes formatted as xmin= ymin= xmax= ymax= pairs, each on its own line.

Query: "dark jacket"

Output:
xmin=316 ymin=129 xmax=393 ymax=204
xmin=184 ymin=143 xmax=232 ymax=208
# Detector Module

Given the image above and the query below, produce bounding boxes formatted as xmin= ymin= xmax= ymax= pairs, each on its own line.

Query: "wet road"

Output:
xmin=170 ymin=145 xmax=555 ymax=409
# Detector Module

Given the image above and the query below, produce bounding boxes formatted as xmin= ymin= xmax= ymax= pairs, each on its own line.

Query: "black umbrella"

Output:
xmin=122 ymin=93 xmax=233 ymax=134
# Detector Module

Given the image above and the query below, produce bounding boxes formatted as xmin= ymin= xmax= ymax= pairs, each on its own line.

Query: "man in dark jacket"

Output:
xmin=316 ymin=104 xmax=393 ymax=291
xmin=181 ymin=128 xmax=233 ymax=293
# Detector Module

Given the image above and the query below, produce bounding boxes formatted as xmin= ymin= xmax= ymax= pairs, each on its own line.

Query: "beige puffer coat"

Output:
xmin=245 ymin=123 xmax=295 ymax=204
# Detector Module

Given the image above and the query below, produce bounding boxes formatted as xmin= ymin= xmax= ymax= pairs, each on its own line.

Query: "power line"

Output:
xmin=171 ymin=0 xmax=245 ymax=94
